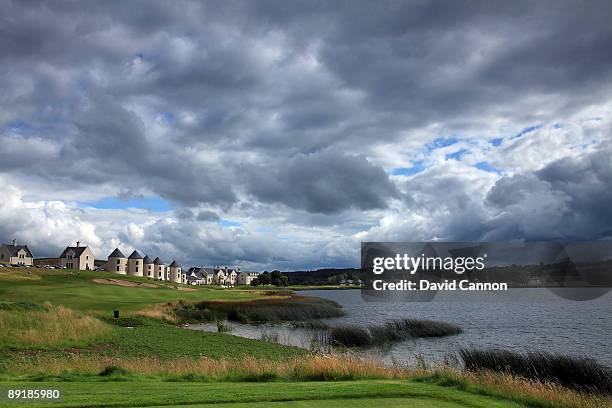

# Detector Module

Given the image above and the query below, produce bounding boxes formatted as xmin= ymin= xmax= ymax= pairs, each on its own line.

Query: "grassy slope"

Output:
xmin=0 ymin=380 xmax=523 ymax=408
xmin=0 ymin=268 xmax=266 ymax=313
xmin=0 ymin=268 xmax=305 ymax=372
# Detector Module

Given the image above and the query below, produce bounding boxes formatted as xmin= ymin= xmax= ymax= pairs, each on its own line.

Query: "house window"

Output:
xmin=117 ymin=259 xmax=120 ymax=264
xmin=116 ymin=265 xmax=120 ymax=272
xmin=86 ymin=256 xmax=89 ymax=260
xmin=135 ymin=266 xmax=139 ymax=272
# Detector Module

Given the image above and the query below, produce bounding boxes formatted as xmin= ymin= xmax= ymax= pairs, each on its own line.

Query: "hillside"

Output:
xmin=0 ymin=267 xmax=266 ymax=313
xmin=284 ymin=268 xmax=362 ymax=285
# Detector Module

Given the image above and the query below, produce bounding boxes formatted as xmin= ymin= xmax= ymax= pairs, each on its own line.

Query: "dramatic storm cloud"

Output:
xmin=1 ymin=0 xmax=611 ymax=269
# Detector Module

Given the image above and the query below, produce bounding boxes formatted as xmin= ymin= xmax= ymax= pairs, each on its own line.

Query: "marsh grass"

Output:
xmin=4 ymin=353 xmax=608 ymax=407
xmin=324 ymin=319 xmax=462 ymax=348
xmin=134 ymin=306 xmax=178 ymax=324
xmin=0 ymin=302 xmax=111 ymax=348
xmin=2 ymin=354 xmax=411 ymax=381
xmin=459 ymin=348 xmax=612 ymax=394
xmin=417 ymin=370 xmax=611 ymax=408
xmin=292 ymin=320 xmax=330 ymax=330
xmin=175 ymin=296 xmax=344 ymax=323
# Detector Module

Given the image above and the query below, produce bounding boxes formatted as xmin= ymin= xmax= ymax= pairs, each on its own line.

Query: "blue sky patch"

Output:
xmin=219 ymin=219 xmax=241 ymax=227
xmin=513 ymin=124 xmax=542 ymax=139
xmin=80 ymin=197 xmax=171 ymax=212
xmin=445 ymin=148 xmax=468 ymax=161
xmin=475 ymin=161 xmax=502 ymax=175
xmin=390 ymin=160 xmax=426 ymax=176
xmin=489 ymin=137 xmax=503 ymax=146
xmin=427 ymin=137 xmax=459 ymax=150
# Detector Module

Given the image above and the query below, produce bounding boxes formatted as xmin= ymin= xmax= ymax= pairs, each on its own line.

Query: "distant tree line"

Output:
xmin=250 ymin=270 xmax=288 ymax=287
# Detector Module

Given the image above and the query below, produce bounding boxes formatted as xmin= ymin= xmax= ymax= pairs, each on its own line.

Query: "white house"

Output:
xmin=0 ymin=239 xmax=33 ymax=266
xmin=107 ymin=248 xmax=127 ymax=274
xmin=142 ymin=255 xmax=155 ymax=279
xmin=169 ymin=260 xmax=182 ymax=283
xmin=213 ymin=267 xmax=225 ymax=284
xmin=225 ymin=268 xmax=238 ymax=285
xmin=127 ymin=250 xmax=144 ymax=276
xmin=59 ymin=242 xmax=94 ymax=270
xmin=184 ymin=268 xmax=207 ymax=285
xmin=153 ymin=257 xmax=165 ymax=280
xmin=238 ymin=271 xmax=261 ymax=285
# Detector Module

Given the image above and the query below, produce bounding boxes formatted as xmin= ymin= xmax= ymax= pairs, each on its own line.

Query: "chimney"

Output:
xmin=12 ymin=239 xmax=16 ymax=246
xmin=76 ymin=241 xmax=80 ymax=248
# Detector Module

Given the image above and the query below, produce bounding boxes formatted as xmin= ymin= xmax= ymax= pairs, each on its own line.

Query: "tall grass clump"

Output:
xmin=175 ymin=296 xmax=344 ymax=323
xmin=324 ymin=318 xmax=462 ymax=348
xmin=459 ymin=348 xmax=612 ymax=394
xmin=386 ymin=319 xmax=463 ymax=338
xmin=0 ymin=302 xmax=111 ymax=348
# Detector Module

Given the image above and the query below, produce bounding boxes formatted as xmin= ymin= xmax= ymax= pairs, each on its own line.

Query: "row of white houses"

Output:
xmin=1 ymin=239 xmax=261 ymax=286
xmin=105 ymin=248 xmax=260 ymax=286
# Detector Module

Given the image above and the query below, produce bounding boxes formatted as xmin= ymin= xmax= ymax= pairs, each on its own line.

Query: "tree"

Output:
xmin=270 ymin=270 xmax=284 ymax=286
xmin=251 ymin=271 xmax=272 ymax=286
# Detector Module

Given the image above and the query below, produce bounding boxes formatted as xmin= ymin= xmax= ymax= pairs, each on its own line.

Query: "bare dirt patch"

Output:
xmin=177 ymin=287 xmax=196 ymax=291
xmin=93 ymin=278 xmax=158 ymax=288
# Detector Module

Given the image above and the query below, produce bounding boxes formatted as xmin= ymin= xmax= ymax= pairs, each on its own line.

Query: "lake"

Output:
xmin=186 ymin=288 xmax=612 ymax=367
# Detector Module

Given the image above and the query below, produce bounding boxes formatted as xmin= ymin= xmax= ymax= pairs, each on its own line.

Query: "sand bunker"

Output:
xmin=93 ymin=278 xmax=158 ymax=288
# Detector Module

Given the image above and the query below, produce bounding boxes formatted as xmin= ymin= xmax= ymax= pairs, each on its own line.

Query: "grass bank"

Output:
xmin=0 ymin=380 xmax=529 ymax=408
xmin=1 ymin=369 xmax=608 ymax=408
xmin=174 ymin=295 xmax=344 ymax=323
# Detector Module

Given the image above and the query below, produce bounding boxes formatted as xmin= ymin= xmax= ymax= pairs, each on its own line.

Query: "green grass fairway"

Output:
xmin=0 ymin=268 xmax=267 ymax=313
xmin=0 ymin=380 xmax=523 ymax=408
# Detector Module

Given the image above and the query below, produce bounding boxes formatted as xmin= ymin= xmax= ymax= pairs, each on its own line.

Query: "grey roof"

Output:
xmin=189 ymin=267 xmax=213 ymax=276
xmin=169 ymin=260 xmax=180 ymax=268
xmin=128 ymin=250 xmax=143 ymax=260
xmin=142 ymin=255 xmax=153 ymax=264
xmin=108 ymin=248 xmax=125 ymax=258
xmin=3 ymin=244 xmax=33 ymax=258
xmin=153 ymin=257 xmax=164 ymax=265
xmin=185 ymin=269 xmax=206 ymax=280
xmin=60 ymin=246 xmax=87 ymax=258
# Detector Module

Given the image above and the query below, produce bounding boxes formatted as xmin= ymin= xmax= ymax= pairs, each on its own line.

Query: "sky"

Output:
xmin=1 ymin=0 xmax=612 ymax=270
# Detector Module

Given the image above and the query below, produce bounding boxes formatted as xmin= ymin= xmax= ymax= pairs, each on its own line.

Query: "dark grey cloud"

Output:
xmin=245 ymin=149 xmax=399 ymax=214
xmin=485 ymin=142 xmax=612 ymax=240
xmin=197 ymin=210 xmax=220 ymax=222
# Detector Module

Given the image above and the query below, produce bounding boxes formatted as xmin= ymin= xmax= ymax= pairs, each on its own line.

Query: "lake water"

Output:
xmin=186 ymin=288 xmax=612 ymax=367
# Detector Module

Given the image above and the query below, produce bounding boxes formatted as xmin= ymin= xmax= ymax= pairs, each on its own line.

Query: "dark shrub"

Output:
xmin=99 ymin=365 xmax=129 ymax=376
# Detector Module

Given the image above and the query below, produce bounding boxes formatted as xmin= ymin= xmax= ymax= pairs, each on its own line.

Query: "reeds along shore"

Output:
xmin=4 ymin=354 xmax=610 ymax=408
xmin=459 ymin=348 xmax=612 ymax=395
xmin=174 ymin=296 xmax=345 ymax=323
xmin=323 ymin=319 xmax=463 ymax=347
